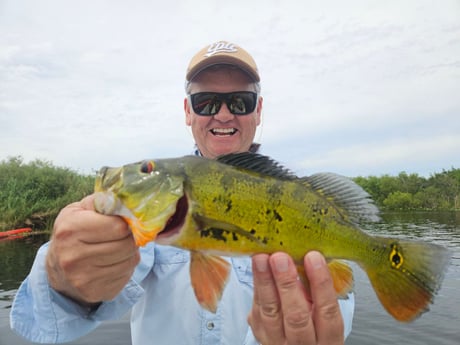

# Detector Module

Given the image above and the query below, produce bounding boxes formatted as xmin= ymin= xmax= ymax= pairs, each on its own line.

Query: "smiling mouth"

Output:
xmin=210 ymin=128 xmax=237 ymax=136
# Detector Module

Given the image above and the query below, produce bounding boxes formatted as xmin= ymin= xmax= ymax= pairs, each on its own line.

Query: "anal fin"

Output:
xmin=297 ymin=259 xmax=353 ymax=299
xmin=328 ymin=260 xmax=354 ymax=298
xmin=190 ymin=251 xmax=231 ymax=313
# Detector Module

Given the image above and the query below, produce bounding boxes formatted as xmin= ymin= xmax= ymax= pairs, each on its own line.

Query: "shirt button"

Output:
xmin=206 ymin=321 xmax=215 ymax=330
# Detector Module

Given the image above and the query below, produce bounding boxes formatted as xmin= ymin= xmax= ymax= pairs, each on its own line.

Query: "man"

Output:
xmin=11 ymin=41 xmax=354 ymax=344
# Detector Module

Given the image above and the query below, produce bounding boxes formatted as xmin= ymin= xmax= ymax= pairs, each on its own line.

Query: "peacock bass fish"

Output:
xmin=93 ymin=152 xmax=450 ymax=322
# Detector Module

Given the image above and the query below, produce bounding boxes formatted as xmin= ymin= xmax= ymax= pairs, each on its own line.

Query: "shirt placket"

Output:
xmin=201 ymin=308 xmax=221 ymax=344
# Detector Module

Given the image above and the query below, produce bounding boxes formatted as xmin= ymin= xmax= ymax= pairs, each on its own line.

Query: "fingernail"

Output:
xmin=307 ymin=251 xmax=326 ymax=270
xmin=254 ymin=255 xmax=268 ymax=272
xmin=274 ymin=254 xmax=289 ymax=272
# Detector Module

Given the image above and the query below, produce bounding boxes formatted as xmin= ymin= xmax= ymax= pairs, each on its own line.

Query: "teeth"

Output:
xmin=211 ymin=128 xmax=236 ymax=135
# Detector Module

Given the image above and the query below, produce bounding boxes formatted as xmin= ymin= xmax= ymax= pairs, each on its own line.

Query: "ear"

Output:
xmin=255 ymin=96 xmax=263 ymax=125
xmin=184 ymin=97 xmax=192 ymax=126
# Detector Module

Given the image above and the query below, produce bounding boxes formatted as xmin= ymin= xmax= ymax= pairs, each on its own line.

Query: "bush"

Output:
xmin=0 ymin=156 xmax=95 ymax=230
xmin=383 ymin=191 xmax=416 ymax=210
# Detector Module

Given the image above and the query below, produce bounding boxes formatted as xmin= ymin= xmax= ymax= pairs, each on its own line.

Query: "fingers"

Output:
xmin=249 ymin=252 xmax=345 ymax=345
xmin=249 ymin=254 xmax=285 ymax=345
xmin=250 ymin=253 xmax=316 ymax=345
xmin=46 ymin=194 xmax=139 ymax=304
xmin=80 ymin=194 xmax=97 ymax=211
xmin=64 ymin=249 xmax=140 ymax=302
xmin=270 ymin=253 xmax=316 ymax=344
xmin=53 ymin=194 xmax=132 ymax=244
xmin=304 ymin=252 xmax=344 ymax=345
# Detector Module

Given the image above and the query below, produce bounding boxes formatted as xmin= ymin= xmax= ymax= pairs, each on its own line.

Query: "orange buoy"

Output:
xmin=0 ymin=227 xmax=32 ymax=238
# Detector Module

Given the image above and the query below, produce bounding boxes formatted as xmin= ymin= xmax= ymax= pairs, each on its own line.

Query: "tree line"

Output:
xmin=1 ymin=156 xmax=459 ymax=231
xmin=353 ymin=168 xmax=460 ymax=211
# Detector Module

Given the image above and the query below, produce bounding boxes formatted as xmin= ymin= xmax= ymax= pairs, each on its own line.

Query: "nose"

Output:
xmin=213 ymin=102 xmax=234 ymax=122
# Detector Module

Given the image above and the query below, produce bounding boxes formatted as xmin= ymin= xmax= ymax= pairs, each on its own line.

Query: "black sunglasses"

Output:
xmin=189 ymin=91 xmax=258 ymax=116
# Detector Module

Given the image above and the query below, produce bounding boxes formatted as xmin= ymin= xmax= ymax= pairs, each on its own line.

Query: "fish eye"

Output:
xmin=140 ymin=160 xmax=155 ymax=174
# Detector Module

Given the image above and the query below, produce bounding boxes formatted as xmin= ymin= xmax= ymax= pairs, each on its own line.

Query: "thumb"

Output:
xmin=80 ymin=193 xmax=97 ymax=211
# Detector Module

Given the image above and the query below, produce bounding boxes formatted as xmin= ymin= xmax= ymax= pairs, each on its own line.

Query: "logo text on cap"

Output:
xmin=205 ymin=41 xmax=238 ymax=57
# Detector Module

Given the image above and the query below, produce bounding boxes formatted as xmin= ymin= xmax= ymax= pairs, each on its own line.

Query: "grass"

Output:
xmin=0 ymin=156 xmax=95 ymax=231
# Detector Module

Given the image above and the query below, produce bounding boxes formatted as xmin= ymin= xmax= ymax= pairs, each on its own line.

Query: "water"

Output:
xmin=0 ymin=235 xmax=132 ymax=345
xmin=1 ymin=212 xmax=459 ymax=345
xmin=346 ymin=212 xmax=460 ymax=345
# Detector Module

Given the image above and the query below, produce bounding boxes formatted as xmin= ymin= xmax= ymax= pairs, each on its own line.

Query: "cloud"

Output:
xmin=0 ymin=0 xmax=459 ymax=178
xmin=292 ymin=134 xmax=460 ymax=177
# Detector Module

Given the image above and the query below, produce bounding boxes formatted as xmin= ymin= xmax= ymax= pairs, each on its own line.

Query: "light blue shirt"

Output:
xmin=10 ymin=242 xmax=354 ymax=344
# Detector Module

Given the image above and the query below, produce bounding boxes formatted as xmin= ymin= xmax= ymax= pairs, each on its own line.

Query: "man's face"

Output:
xmin=184 ymin=68 xmax=262 ymax=159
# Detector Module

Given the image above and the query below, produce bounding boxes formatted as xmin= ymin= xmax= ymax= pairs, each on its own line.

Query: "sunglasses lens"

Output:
xmin=191 ymin=92 xmax=257 ymax=116
xmin=228 ymin=92 xmax=257 ymax=115
xmin=190 ymin=93 xmax=221 ymax=116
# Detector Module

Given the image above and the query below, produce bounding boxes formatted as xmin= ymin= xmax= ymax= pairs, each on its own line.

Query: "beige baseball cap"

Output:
xmin=186 ymin=41 xmax=260 ymax=82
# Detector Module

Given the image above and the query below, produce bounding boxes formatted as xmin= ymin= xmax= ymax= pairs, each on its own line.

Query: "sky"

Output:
xmin=1 ymin=0 xmax=459 ymax=177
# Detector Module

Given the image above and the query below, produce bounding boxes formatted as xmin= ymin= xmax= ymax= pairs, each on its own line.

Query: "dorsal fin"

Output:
xmin=216 ymin=153 xmax=380 ymax=224
xmin=216 ymin=152 xmax=297 ymax=180
xmin=303 ymin=173 xmax=380 ymax=224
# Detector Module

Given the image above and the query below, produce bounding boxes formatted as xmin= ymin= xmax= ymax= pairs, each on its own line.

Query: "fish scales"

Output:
xmin=185 ymin=156 xmax=383 ymax=265
xmin=182 ymin=158 xmax=362 ymax=260
xmin=94 ymin=152 xmax=450 ymax=322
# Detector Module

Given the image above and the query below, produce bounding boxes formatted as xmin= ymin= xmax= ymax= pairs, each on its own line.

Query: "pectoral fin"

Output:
xmin=190 ymin=251 xmax=231 ymax=313
xmin=123 ymin=217 xmax=160 ymax=247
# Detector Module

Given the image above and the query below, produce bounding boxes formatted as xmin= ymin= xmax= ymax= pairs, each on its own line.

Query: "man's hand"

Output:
xmin=46 ymin=194 xmax=140 ymax=307
xmin=248 ymin=251 xmax=344 ymax=345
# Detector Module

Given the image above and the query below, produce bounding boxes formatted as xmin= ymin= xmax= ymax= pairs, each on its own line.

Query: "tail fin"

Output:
xmin=364 ymin=239 xmax=450 ymax=322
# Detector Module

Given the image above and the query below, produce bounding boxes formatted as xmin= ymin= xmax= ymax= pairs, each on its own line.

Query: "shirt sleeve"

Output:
xmin=10 ymin=242 xmax=153 ymax=343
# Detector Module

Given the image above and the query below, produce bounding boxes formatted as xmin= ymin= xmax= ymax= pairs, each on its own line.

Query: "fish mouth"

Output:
xmin=156 ymin=195 xmax=188 ymax=241
xmin=95 ymin=166 xmax=123 ymax=192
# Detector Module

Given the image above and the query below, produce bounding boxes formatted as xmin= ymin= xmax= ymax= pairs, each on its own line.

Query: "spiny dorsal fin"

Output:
xmin=216 ymin=152 xmax=296 ymax=180
xmin=217 ymin=153 xmax=380 ymax=223
xmin=303 ymin=173 xmax=380 ymax=224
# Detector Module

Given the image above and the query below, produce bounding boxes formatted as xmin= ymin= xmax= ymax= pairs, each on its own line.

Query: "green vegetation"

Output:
xmin=0 ymin=156 xmax=94 ymax=231
xmin=354 ymin=168 xmax=460 ymax=211
xmin=1 ymin=156 xmax=458 ymax=231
